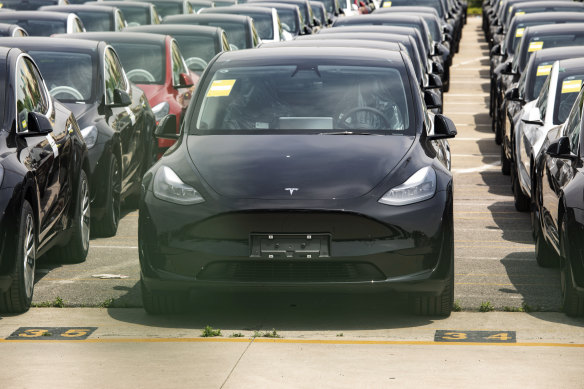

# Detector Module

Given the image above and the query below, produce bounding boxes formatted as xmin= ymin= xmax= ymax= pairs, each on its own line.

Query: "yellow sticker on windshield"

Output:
xmin=383 ymin=1 xmax=392 ymax=7
xmin=21 ymin=120 xmax=27 ymax=129
xmin=515 ymin=28 xmax=525 ymax=38
xmin=515 ymin=11 xmax=525 ymax=15
xmin=528 ymin=41 xmax=543 ymax=52
xmin=207 ymin=79 xmax=236 ymax=97
xmin=562 ymin=79 xmax=582 ymax=94
xmin=536 ymin=65 xmax=552 ymax=77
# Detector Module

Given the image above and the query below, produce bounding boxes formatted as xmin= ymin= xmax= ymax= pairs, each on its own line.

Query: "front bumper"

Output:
xmin=139 ymin=189 xmax=453 ymax=296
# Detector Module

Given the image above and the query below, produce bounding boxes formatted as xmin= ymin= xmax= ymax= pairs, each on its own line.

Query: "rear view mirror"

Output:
xmin=154 ymin=114 xmax=178 ymax=140
xmin=431 ymin=61 xmax=444 ymax=75
xmin=505 ymin=87 xmax=522 ymax=102
xmin=501 ymin=61 xmax=515 ymax=75
xmin=177 ymin=73 xmax=194 ymax=88
xmin=428 ymin=114 xmax=457 ymax=140
xmin=424 ymin=90 xmax=442 ymax=110
xmin=425 ymin=74 xmax=443 ymax=90
xmin=490 ymin=43 xmax=502 ymax=57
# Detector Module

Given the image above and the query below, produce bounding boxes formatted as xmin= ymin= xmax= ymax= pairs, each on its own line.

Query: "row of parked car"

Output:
xmin=485 ymin=0 xmax=584 ymax=317
xmin=0 ymin=0 xmax=467 ymax=315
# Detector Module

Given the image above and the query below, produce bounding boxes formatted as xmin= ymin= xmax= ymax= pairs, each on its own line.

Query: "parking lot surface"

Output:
xmin=1 ymin=16 xmax=583 ymax=389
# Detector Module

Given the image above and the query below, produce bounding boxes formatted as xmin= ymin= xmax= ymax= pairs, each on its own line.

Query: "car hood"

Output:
xmin=63 ymin=103 xmax=96 ymax=126
xmin=137 ymin=83 xmax=165 ymax=102
xmin=186 ymin=135 xmax=415 ymax=200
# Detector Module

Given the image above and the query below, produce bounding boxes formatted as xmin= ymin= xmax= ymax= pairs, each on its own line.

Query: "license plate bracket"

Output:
xmin=250 ymin=233 xmax=330 ymax=259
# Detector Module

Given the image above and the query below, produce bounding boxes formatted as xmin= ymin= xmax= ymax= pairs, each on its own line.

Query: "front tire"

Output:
xmin=535 ymin=228 xmax=559 ymax=268
xmin=0 ymin=201 xmax=36 ymax=313
xmin=560 ymin=218 xmax=584 ymax=317
xmin=501 ymin=146 xmax=510 ymax=175
xmin=511 ymin=162 xmax=530 ymax=211
xmin=94 ymin=155 xmax=121 ymax=237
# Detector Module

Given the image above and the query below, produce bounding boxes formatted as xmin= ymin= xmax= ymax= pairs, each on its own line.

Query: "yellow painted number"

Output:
xmin=442 ymin=332 xmax=467 ymax=340
xmin=61 ymin=329 xmax=90 ymax=338
xmin=486 ymin=333 xmax=511 ymax=341
xmin=19 ymin=329 xmax=48 ymax=337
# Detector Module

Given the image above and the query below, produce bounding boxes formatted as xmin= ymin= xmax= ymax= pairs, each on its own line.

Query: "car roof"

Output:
xmin=0 ymin=11 xmax=72 ymax=21
xmin=59 ymin=31 xmax=169 ymax=46
xmin=334 ymin=14 xmax=426 ymax=26
xmin=0 ymin=23 xmax=22 ymax=34
xmin=200 ymin=6 xmax=274 ymax=16
xmin=0 ymin=37 xmax=102 ymax=53
xmin=374 ymin=6 xmax=439 ymax=15
xmin=245 ymin=2 xmax=299 ymax=11
xmin=88 ymin=1 xmax=152 ymax=9
xmin=211 ymin=46 xmax=405 ymax=66
xmin=40 ymin=5 xmax=118 ymax=14
xmin=531 ymin=46 xmax=584 ymax=62
xmin=557 ymin=57 xmax=584 ymax=71
xmin=260 ymin=39 xmax=405 ymax=51
xmin=164 ymin=13 xmax=251 ymax=24
xmin=125 ymin=24 xmax=222 ymax=37
xmin=510 ymin=12 xmax=584 ymax=24
xmin=512 ymin=1 xmax=583 ymax=10
xmin=524 ymin=22 xmax=584 ymax=36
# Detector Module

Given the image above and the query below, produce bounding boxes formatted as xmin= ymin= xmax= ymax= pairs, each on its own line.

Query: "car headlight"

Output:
xmin=152 ymin=102 xmax=170 ymax=124
xmin=153 ymin=166 xmax=204 ymax=205
xmin=379 ymin=167 xmax=437 ymax=206
xmin=80 ymin=125 xmax=98 ymax=149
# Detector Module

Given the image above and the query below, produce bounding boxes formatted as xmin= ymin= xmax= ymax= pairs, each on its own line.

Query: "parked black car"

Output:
xmin=40 ymin=4 xmax=127 ymax=31
xmin=243 ymin=2 xmax=308 ymax=36
xmin=138 ymin=47 xmax=456 ymax=316
xmin=0 ymin=0 xmax=68 ymax=10
xmin=0 ymin=37 xmax=157 ymax=237
xmin=84 ymin=1 xmax=162 ymax=26
xmin=0 ymin=23 xmax=28 ymax=37
xmin=0 ymin=11 xmax=85 ymax=36
xmin=0 ymin=46 xmax=90 ymax=313
xmin=533 ymin=78 xmax=584 ymax=317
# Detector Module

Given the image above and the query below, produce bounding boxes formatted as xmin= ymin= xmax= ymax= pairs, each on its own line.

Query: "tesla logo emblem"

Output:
xmin=285 ymin=188 xmax=299 ymax=195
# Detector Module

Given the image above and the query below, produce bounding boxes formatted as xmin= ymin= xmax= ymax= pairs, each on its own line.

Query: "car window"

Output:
xmin=562 ymin=89 xmax=583 ymax=152
xmin=536 ymin=73 xmax=550 ymax=121
xmin=0 ymin=19 xmax=67 ymax=36
xmin=116 ymin=10 xmax=126 ymax=31
xmin=30 ymin=50 xmax=95 ymax=103
xmin=555 ymin=74 xmax=584 ymax=126
xmin=170 ymin=40 xmax=189 ymax=86
xmin=120 ymin=6 xmax=149 ymax=26
xmin=74 ymin=17 xmax=85 ymax=33
xmin=174 ymin=35 xmax=217 ymax=71
xmin=249 ymin=13 xmax=274 ymax=40
xmin=16 ymin=57 xmax=49 ymax=132
xmin=77 ymin=11 xmax=113 ymax=31
xmin=251 ymin=23 xmax=260 ymax=47
xmin=104 ymin=48 xmax=128 ymax=104
xmin=222 ymin=32 xmax=230 ymax=52
xmin=108 ymin=42 xmax=165 ymax=84
xmin=194 ymin=64 xmax=413 ymax=134
xmin=529 ymin=60 xmax=553 ymax=101
xmin=152 ymin=6 xmax=162 ymax=24
xmin=209 ymin=22 xmax=246 ymax=50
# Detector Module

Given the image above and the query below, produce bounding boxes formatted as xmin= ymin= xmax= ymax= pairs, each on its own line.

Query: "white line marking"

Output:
xmin=453 ymin=137 xmax=492 ymax=141
xmin=90 ymin=245 xmax=138 ymax=249
xmin=452 ymin=56 xmax=489 ymax=67
xmin=452 ymin=162 xmax=501 ymax=174
xmin=447 ymin=93 xmax=490 ymax=96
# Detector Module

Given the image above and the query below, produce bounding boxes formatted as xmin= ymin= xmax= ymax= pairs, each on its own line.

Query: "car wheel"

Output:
xmin=0 ymin=200 xmax=35 ymax=313
xmin=94 ymin=155 xmax=121 ymax=237
xmin=560 ymin=219 xmax=584 ymax=317
xmin=51 ymin=170 xmax=90 ymax=263
xmin=511 ymin=162 xmax=530 ymax=212
xmin=500 ymin=146 xmax=510 ymax=175
xmin=141 ymin=280 xmax=186 ymax=315
xmin=535 ymin=226 xmax=559 ymax=268
xmin=410 ymin=219 xmax=454 ymax=317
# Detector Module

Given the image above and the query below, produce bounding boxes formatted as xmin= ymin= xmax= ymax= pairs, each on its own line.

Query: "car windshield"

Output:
xmin=526 ymin=60 xmax=554 ymax=102
xmin=312 ymin=6 xmax=325 ymax=25
xmin=382 ymin=0 xmax=443 ymax=19
xmin=119 ymin=7 xmax=150 ymax=26
xmin=277 ymin=9 xmax=299 ymax=34
xmin=193 ymin=64 xmax=413 ymax=134
xmin=30 ymin=51 xmax=95 ymax=103
xmin=77 ymin=11 xmax=113 ymax=31
xmin=0 ymin=19 xmax=66 ymax=36
xmin=208 ymin=22 xmax=247 ymax=49
xmin=246 ymin=13 xmax=273 ymax=40
xmin=554 ymin=73 xmax=584 ymax=124
xmin=151 ymin=2 xmax=182 ymax=18
xmin=108 ymin=42 xmax=165 ymax=84
xmin=318 ymin=0 xmax=335 ymax=14
xmin=421 ymin=16 xmax=440 ymax=43
xmin=174 ymin=35 xmax=218 ymax=71
xmin=518 ymin=34 xmax=584 ymax=72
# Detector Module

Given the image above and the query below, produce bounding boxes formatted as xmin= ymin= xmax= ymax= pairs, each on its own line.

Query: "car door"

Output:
xmin=541 ymin=91 xmax=583 ymax=242
xmin=15 ymin=56 xmax=62 ymax=245
xmin=104 ymin=47 xmax=141 ymax=193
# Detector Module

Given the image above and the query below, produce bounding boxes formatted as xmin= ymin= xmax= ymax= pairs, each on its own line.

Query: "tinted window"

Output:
xmin=0 ymin=19 xmax=66 ymax=36
xmin=562 ymin=90 xmax=582 ymax=152
xmin=119 ymin=6 xmax=150 ymax=26
xmin=555 ymin=74 xmax=584 ymax=125
xmin=248 ymin=13 xmax=273 ymax=40
xmin=77 ymin=11 xmax=114 ymax=31
xmin=208 ymin=22 xmax=247 ymax=49
xmin=170 ymin=41 xmax=189 ymax=85
xmin=151 ymin=2 xmax=182 ymax=18
xmin=174 ymin=35 xmax=218 ymax=71
xmin=30 ymin=51 xmax=95 ymax=103
xmin=104 ymin=48 xmax=128 ymax=104
xmin=380 ymin=0 xmax=443 ymax=18
xmin=194 ymin=64 xmax=413 ymax=133
xmin=16 ymin=57 xmax=49 ymax=132
xmin=109 ymin=42 xmax=165 ymax=84
xmin=277 ymin=9 xmax=299 ymax=34
xmin=520 ymin=33 xmax=584 ymax=72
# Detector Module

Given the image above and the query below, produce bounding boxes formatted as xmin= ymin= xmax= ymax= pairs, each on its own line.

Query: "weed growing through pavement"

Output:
xmin=99 ymin=298 xmax=114 ymax=308
xmin=453 ymin=300 xmax=462 ymax=312
xmin=253 ymin=329 xmax=282 ymax=338
xmin=32 ymin=297 xmax=65 ymax=308
xmin=201 ymin=325 xmax=222 ymax=337
xmin=230 ymin=332 xmax=245 ymax=338
xmin=479 ymin=301 xmax=495 ymax=312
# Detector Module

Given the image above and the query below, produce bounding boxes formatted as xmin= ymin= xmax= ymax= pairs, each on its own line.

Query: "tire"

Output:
xmin=93 ymin=155 xmax=121 ymax=237
xmin=50 ymin=170 xmax=90 ymax=263
xmin=535 ymin=228 xmax=559 ymax=268
xmin=560 ymin=219 xmax=584 ymax=317
xmin=141 ymin=280 xmax=186 ymax=315
xmin=0 ymin=201 xmax=36 ymax=313
xmin=501 ymin=146 xmax=510 ymax=175
xmin=511 ymin=163 xmax=530 ymax=212
xmin=410 ymin=221 xmax=454 ymax=317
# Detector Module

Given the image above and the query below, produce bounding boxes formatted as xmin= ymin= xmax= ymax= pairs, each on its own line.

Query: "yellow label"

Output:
xmin=21 ymin=120 xmax=27 ymax=128
xmin=562 ymin=79 xmax=582 ymax=93
xmin=528 ymin=41 xmax=543 ymax=52
xmin=509 ymin=6 xmax=513 ymax=12
xmin=207 ymin=79 xmax=236 ymax=97
xmin=536 ymin=65 xmax=552 ymax=77
xmin=515 ymin=11 xmax=525 ymax=15
xmin=515 ymin=28 xmax=525 ymax=38
xmin=383 ymin=1 xmax=392 ymax=7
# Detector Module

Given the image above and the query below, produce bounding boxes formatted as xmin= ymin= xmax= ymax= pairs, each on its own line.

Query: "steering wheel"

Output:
xmin=185 ymin=57 xmax=208 ymax=71
xmin=49 ymin=86 xmax=84 ymax=100
xmin=126 ymin=68 xmax=155 ymax=82
xmin=336 ymin=106 xmax=392 ymax=129
xmin=281 ymin=22 xmax=292 ymax=32
xmin=229 ymin=43 xmax=239 ymax=51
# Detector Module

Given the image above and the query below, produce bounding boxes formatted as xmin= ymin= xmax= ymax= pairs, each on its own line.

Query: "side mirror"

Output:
xmin=425 ymin=74 xmax=443 ymax=89
xmin=19 ymin=112 xmax=53 ymax=136
xmin=424 ymin=89 xmax=442 ymax=110
xmin=428 ymin=114 xmax=457 ymax=140
xmin=434 ymin=42 xmax=446 ymax=56
xmin=177 ymin=73 xmax=194 ymax=88
xmin=501 ymin=61 xmax=515 ymax=75
xmin=496 ymin=26 xmax=503 ymax=35
xmin=431 ymin=61 xmax=444 ymax=75
xmin=303 ymin=25 xmax=313 ymax=35
xmin=521 ymin=118 xmax=544 ymax=126
xmin=504 ymin=87 xmax=522 ymax=102
xmin=313 ymin=18 xmax=322 ymax=27
xmin=546 ymin=136 xmax=578 ymax=160
xmin=443 ymin=33 xmax=452 ymax=42
xmin=110 ymin=89 xmax=132 ymax=107
xmin=490 ymin=43 xmax=502 ymax=57
xmin=154 ymin=114 xmax=178 ymax=140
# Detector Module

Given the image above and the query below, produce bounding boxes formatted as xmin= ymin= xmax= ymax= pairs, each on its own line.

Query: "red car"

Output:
xmin=60 ymin=31 xmax=198 ymax=155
